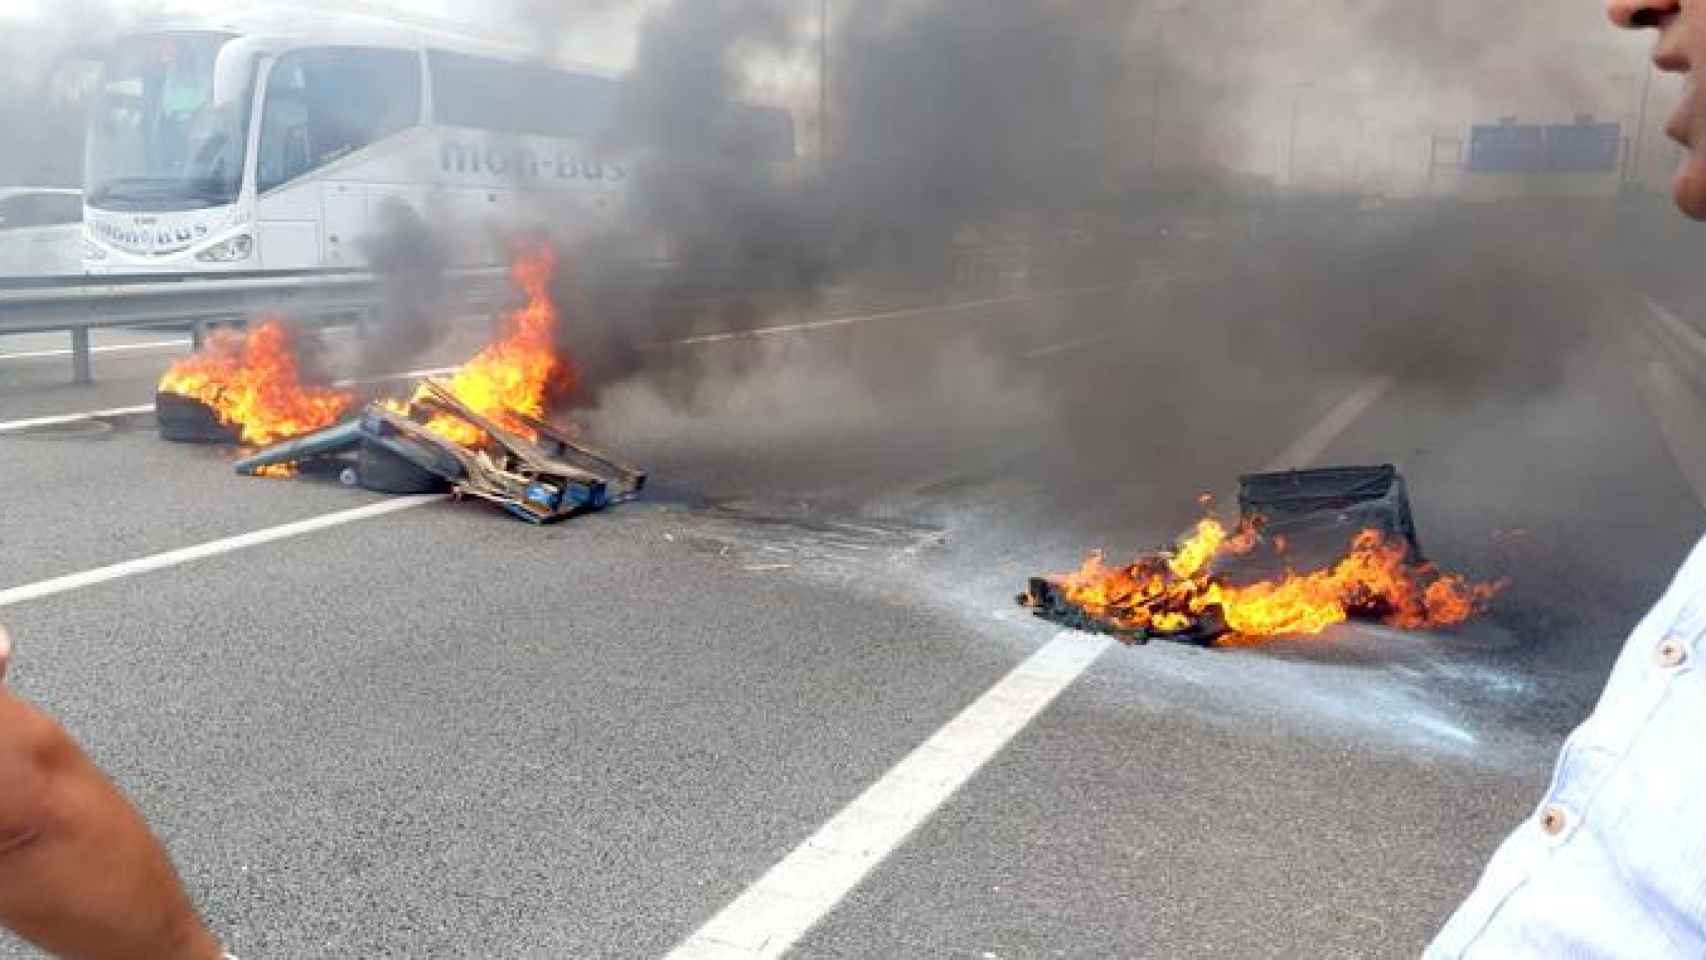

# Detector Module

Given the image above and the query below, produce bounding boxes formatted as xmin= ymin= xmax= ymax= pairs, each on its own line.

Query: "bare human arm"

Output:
xmin=0 ymin=626 xmax=224 ymax=960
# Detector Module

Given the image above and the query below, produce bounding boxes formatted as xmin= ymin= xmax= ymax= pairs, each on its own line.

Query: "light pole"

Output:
xmin=1287 ymin=82 xmax=1313 ymax=187
xmin=1631 ymin=60 xmax=1656 ymax=189
xmin=1352 ymin=115 xmax=1368 ymax=193
xmin=818 ymin=0 xmax=829 ymax=166
xmin=1149 ymin=2 xmax=1192 ymax=175
xmin=1151 ymin=21 xmax=1167 ymax=173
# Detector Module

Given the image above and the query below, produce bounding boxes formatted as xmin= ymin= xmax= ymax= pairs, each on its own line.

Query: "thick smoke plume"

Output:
xmin=359 ymin=200 xmax=450 ymax=374
xmin=526 ymin=0 xmax=1650 ymax=416
xmin=535 ymin=0 xmax=1171 ymax=403
xmin=9 ymin=0 xmax=1642 ymax=422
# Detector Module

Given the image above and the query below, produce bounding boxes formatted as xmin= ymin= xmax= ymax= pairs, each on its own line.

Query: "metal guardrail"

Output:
xmin=0 ymin=267 xmax=509 ymax=384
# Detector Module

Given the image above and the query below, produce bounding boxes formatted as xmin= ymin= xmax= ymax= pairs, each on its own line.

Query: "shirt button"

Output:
xmin=1540 ymin=806 xmax=1568 ymax=837
xmin=1658 ymin=638 xmax=1689 ymax=669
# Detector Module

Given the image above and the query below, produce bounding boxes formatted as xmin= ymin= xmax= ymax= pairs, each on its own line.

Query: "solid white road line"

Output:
xmin=655 ymin=282 xmax=1137 ymax=348
xmin=351 ymin=365 xmax=460 ymax=384
xmin=0 ymin=495 xmax=445 ymax=609
xmin=664 ymin=632 xmax=1114 ymax=960
xmin=0 ymin=282 xmax=1142 ymax=433
xmin=1645 ymin=297 xmax=1706 ymax=365
xmin=0 ymin=366 xmax=461 ymax=435
xmin=0 ymin=404 xmax=155 ymax=435
xmin=1018 ymin=331 xmax=1126 ymax=361
xmin=1636 ymin=298 xmax=1706 ymax=509
xmin=0 ymin=280 xmax=1174 ymax=435
xmin=0 ymin=339 xmax=191 ymax=362
xmin=664 ymin=373 xmax=1394 ymax=960
xmin=1641 ymin=360 xmax=1706 ymax=511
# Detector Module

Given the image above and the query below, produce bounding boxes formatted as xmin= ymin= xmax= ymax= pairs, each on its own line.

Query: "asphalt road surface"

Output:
xmin=0 ymin=254 xmax=1702 ymax=958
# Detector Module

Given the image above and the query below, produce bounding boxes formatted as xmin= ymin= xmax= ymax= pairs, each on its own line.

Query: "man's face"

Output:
xmin=1612 ymin=0 xmax=1706 ymax=217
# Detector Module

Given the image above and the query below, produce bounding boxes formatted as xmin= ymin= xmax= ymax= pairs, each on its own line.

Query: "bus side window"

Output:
xmin=258 ymin=46 xmax=421 ymax=194
xmin=427 ymin=50 xmax=615 ymax=139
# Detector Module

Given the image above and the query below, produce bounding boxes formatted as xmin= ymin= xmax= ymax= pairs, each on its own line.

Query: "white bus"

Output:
xmin=80 ymin=9 xmax=795 ymax=275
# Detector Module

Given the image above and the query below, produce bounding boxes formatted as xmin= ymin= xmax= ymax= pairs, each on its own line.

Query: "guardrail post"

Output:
xmin=71 ymin=328 xmax=92 ymax=385
xmin=191 ymin=319 xmax=207 ymax=350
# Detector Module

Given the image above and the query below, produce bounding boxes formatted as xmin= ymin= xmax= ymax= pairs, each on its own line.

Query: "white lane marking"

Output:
xmin=0 ymin=366 xmax=460 ymax=435
xmin=353 ymin=365 xmax=460 ymax=384
xmin=655 ymin=282 xmax=1139 ymax=348
xmin=0 ymin=339 xmax=190 ymax=362
xmin=1637 ymin=300 xmax=1706 ymax=509
xmin=1641 ymin=359 xmax=1706 ymax=510
xmin=0 ymin=281 xmax=1150 ymax=433
xmin=0 ymin=279 xmax=1177 ymax=434
xmin=0 ymin=495 xmax=444 ymax=609
xmin=664 ymin=374 xmax=1395 ymax=960
xmin=664 ymin=632 xmax=1115 ymax=960
xmin=0 ymin=403 xmax=155 ymax=435
xmin=1644 ymin=297 xmax=1706 ymax=365
xmin=1019 ymin=331 xmax=1125 ymax=361
xmin=1261 ymin=376 xmax=1394 ymax=472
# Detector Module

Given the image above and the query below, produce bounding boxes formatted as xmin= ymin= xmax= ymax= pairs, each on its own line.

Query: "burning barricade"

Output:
xmin=153 ymin=244 xmax=645 ymax=524
xmin=1021 ymin=466 xmax=1504 ymax=647
xmin=156 ymin=319 xmax=352 ymax=446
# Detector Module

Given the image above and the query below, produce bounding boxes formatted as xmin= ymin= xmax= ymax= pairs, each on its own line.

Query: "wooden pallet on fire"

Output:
xmin=411 ymin=379 xmax=646 ymax=523
xmin=231 ymin=380 xmax=645 ymax=525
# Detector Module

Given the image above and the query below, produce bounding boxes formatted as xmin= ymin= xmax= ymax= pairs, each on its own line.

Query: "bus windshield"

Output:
xmin=85 ymin=32 xmax=252 ymax=212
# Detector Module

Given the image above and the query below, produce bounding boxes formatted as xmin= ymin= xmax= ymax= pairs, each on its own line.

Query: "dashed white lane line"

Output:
xmin=1261 ymin=376 xmax=1394 ymax=472
xmin=0 ymin=366 xmax=460 ymax=435
xmin=0 ymin=339 xmax=191 ymax=362
xmin=664 ymin=373 xmax=1394 ymax=960
xmin=0 ymin=495 xmax=445 ymax=609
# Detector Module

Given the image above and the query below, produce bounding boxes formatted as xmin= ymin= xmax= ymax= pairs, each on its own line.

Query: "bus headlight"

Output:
xmin=82 ymin=238 xmax=107 ymax=262
xmin=196 ymin=233 xmax=254 ymax=263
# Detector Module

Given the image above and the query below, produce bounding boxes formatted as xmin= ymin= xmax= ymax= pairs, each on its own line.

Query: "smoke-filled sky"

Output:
xmin=0 ymin=0 xmax=1686 ymax=192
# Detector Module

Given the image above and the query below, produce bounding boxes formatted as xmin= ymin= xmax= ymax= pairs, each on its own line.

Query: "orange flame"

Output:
xmin=158 ymin=320 xmax=352 ymax=446
xmin=403 ymin=242 xmax=573 ymax=445
xmin=1041 ymin=511 xmax=1505 ymax=644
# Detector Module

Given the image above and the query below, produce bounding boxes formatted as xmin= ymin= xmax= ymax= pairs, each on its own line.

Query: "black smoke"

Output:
xmin=358 ymin=199 xmax=451 ymax=375
xmin=534 ymin=0 xmax=1171 ymax=402
xmin=438 ymin=0 xmax=1643 ymax=415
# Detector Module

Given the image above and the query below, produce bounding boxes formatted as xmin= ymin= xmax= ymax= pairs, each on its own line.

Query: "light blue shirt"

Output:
xmin=1428 ymin=535 xmax=1706 ymax=958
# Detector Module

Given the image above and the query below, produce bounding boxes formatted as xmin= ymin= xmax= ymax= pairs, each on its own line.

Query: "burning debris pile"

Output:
xmin=1021 ymin=466 xmax=1505 ymax=647
xmin=153 ymin=244 xmax=644 ymax=524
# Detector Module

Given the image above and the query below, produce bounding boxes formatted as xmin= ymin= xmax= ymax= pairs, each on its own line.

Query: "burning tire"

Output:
xmin=155 ymin=392 xmax=241 ymax=445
